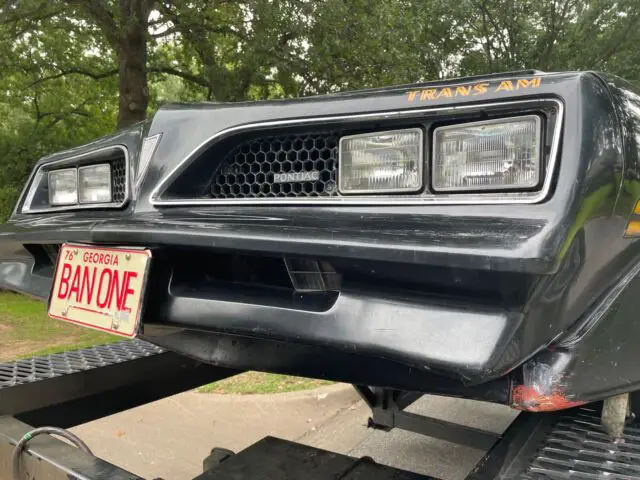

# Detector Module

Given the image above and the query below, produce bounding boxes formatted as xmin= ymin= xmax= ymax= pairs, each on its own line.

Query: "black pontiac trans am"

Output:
xmin=2 ymin=70 xmax=640 ymax=414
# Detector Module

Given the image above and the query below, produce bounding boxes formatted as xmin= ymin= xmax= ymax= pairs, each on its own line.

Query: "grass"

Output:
xmin=0 ymin=291 xmax=334 ymax=394
xmin=0 ymin=291 xmax=118 ymax=361
xmin=197 ymin=371 xmax=333 ymax=394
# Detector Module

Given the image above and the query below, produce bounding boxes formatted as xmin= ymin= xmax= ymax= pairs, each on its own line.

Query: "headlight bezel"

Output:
xmin=20 ymin=145 xmax=129 ymax=214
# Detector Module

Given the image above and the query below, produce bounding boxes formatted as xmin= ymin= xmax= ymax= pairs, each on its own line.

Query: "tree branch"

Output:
xmin=26 ymin=68 xmax=119 ymax=88
xmin=150 ymin=27 xmax=179 ymax=38
xmin=32 ymin=92 xmax=42 ymax=122
xmin=0 ymin=0 xmax=61 ymax=24
xmin=148 ymin=17 xmax=169 ymax=27
xmin=148 ymin=65 xmax=210 ymax=88
xmin=41 ymin=109 xmax=91 ymax=130
xmin=1 ymin=7 xmax=64 ymax=26
xmin=470 ymin=0 xmax=510 ymax=57
xmin=596 ymin=12 xmax=640 ymax=67
xmin=28 ymin=64 xmax=211 ymax=90
xmin=63 ymin=0 xmax=120 ymax=47
xmin=33 ymin=96 xmax=91 ymax=128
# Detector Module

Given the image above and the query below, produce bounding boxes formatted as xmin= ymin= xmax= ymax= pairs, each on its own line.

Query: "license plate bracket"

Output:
xmin=48 ymin=243 xmax=152 ymax=338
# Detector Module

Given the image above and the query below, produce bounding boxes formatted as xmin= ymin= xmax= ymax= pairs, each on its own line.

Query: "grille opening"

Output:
xmin=24 ymin=243 xmax=61 ymax=277
xmin=163 ymin=247 xmax=530 ymax=316
xmin=110 ymin=152 xmax=127 ymax=203
xmin=330 ymin=257 xmax=533 ymax=308
xmin=210 ymin=133 xmax=340 ymax=199
xmin=284 ymin=257 xmax=341 ymax=292
xmin=170 ymin=249 xmax=293 ymax=290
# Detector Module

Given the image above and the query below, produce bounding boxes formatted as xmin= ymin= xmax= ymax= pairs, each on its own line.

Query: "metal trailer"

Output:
xmin=0 ymin=340 xmax=638 ymax=480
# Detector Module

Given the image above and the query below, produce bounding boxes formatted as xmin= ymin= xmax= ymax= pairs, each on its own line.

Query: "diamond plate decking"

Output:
xmin=0 ymin=340 xmax=164 ymax=390
xmin=523 ymin=407 xmax=640 ymax=479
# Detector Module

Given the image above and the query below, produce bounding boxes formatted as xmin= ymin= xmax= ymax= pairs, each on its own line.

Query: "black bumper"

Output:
xmin=0 ymin=199 xmax=636 ymax=388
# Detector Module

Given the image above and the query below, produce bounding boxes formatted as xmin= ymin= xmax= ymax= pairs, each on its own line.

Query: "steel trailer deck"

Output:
xmin=0 ymin=341 xmax=639 ymax=480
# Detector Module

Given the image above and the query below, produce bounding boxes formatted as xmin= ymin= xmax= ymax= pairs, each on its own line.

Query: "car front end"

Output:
xmin=2 ymin=70 xmax=640 ymax=412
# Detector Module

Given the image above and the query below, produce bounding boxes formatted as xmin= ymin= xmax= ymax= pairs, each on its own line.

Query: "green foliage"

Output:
xmin=197 ymin=371 xmax=333 ymax=395
xmin=0 ymin=0 xmax=118 ymax=220
xmin=2 ymin=0 xmax=640 ymax=220
xmin=0 ymin=291 xmax=117 ymax=362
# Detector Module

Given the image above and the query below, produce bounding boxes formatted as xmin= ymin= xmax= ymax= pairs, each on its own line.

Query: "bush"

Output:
xmin=0 ymin=185 xmax=19 ymax=223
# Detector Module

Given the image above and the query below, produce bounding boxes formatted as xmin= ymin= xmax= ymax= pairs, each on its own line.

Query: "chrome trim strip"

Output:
xmin=21 ymin=145 xmax=130 ymax=214
xmin=150 ymin=98 xmax=563 ymax=206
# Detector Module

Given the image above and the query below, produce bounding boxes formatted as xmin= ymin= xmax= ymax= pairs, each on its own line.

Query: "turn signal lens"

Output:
xmin=625 ymin=200 xmax=640 ymax=236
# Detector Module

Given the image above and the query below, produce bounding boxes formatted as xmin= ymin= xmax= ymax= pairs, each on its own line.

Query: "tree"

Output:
xmin=1 ymin=0 xmax=149 ymax=128
xmin=0 ymin=0 xmax=469 ymax=129
xmin=3 ymin=0 xmax=640 ymax=222
xmin=454 ymin=0 xmax=640 ymax=78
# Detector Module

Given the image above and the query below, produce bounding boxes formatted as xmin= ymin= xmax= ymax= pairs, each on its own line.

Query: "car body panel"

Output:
xmin=2 ymin=70 xmax=640 ymax=408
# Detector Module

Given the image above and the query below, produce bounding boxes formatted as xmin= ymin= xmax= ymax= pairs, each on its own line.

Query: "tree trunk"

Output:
xmin=117 ymin=0 xmax=149 ymax=129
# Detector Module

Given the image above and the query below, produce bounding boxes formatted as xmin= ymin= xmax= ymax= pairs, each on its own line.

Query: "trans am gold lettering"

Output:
xmin=496 ymin=80 xmax=514 ymax=92
xmin=473 ymin=83 xmax=489 ymax=95
xmin=406 ymin=77 xmax=541 ymax=103
xmin=516 ymin=78 xmax=541 ymax=89
xmin=420 ymin=89 xmax=436 ymax=100
xmin=455 ymin=85 xmax=471 ymax=96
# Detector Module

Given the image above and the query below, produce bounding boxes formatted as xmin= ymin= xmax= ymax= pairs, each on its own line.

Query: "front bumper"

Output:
xmin=0 ymin=197 xmax=634 ymax=388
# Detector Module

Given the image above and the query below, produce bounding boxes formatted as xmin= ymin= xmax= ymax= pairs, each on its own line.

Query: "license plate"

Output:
xmin=48 ymin=244 xmax=151 ymax=338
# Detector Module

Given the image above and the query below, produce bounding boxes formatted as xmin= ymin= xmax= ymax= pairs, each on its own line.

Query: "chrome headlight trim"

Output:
xmin=20 ymin=145 xmax=129 ymax=214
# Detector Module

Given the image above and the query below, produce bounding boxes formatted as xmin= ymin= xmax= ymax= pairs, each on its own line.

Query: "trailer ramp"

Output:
xmin=0 ymin=341 xmax=638 ymax=479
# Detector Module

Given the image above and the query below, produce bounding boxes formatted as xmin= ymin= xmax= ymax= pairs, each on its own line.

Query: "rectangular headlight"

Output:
xmin=339 ymin=128 xmax=423 ymax=194
xmin=78 ymin=164 xmax=112 ymax=204
xmin=48 ymin=168 xmax=78 ymax=206
xmin=433 ymin=116 xmax=541 ymax=192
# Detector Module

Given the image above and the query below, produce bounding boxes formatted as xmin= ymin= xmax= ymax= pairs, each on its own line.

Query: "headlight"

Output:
xmin=48 ymin=168 xmax=78 ymax=206
xmin=78 ymin=164 xmax=112 ymax=204
xmin=433 ymin=116 xmax=541 ymax=192
xmin=338 ymin=128 xmax=423 ymax=194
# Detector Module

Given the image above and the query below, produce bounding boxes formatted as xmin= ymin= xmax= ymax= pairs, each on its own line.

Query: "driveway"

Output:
xmin=71 ymin=384 xmax=517 ymax=480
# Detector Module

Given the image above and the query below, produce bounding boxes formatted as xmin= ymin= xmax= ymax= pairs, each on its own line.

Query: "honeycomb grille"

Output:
xmin=111 ymin=154 xmax=126 ymax=203
xmin=210 ymin=134 xmax=339 ymax=198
